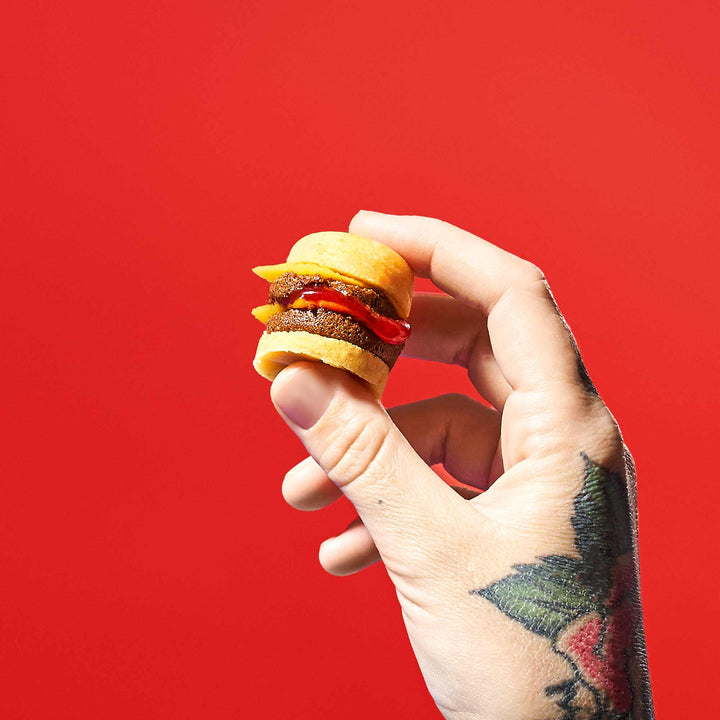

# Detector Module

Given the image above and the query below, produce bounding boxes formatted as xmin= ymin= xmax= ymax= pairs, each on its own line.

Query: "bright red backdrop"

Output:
xmin=2 ymin=1 xmax=718 ymax=717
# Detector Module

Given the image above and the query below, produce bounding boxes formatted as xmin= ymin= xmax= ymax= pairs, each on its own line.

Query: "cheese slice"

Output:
xmin=251 ymin=303 xmax=284 ymax=324
xmin=252 ymin=262 xmax=363 ymax=286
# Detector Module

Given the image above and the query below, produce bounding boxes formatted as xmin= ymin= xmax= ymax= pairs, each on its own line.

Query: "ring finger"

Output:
xmin=404 ymin=293 xmax=512 ymax=410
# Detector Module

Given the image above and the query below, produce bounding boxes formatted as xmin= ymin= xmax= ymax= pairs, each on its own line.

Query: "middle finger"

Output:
xmin=404 ymin=292 xmax=512 ymax=410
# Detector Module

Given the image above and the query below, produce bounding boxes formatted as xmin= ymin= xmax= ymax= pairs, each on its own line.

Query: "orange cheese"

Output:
xmin=251 ymin=303 xmax=283 ymax=324
xmin=252 ymin=262 xmax=363 ymax=286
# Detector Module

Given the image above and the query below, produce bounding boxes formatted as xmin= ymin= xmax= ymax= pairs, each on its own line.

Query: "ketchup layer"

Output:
xmin=283 ymin=284 xmax=410 ymax=345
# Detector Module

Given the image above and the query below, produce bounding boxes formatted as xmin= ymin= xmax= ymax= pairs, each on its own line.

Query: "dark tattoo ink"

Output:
xmin=567 ymin=330 xmax=598 ymax=396
xmin=470 ymin=454 xmax=652 ymax=719
xmin=575 ymin=352 xmax=599 ymax=396
xmin=542 ymin=293 xmax=598 ymax=396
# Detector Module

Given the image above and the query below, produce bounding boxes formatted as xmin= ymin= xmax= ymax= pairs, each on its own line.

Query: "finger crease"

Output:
xmin=437 ymin=409 xmax=453 ymax=468
xmin=454 ymin=325 xmax=487 ymax=368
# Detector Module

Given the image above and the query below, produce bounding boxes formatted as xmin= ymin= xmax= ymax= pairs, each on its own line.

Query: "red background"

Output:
xmin=2 ymin=1 xmax=718 ymax=717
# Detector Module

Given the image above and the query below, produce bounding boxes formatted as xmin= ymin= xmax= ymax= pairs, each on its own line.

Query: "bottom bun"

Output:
xmin=253 ymin=330 xmax=390 ymax=397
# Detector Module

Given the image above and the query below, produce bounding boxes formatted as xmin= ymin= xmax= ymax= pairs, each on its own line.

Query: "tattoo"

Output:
xmin=575 ymin=352 xmax=599 ymax=396
xmin=568 ymin=330 xmax=598 ymax=396
xmin=471 ymin=454 xmax=651 ymax=719
xmin=543 ymin=297 xmax=598 ymax=397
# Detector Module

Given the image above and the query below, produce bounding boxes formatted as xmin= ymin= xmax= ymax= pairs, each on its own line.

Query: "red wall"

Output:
xmin=2 ymin=2 xmax=717 ymax=717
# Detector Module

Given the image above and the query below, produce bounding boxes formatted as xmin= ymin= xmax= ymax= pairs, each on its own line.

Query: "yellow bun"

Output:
xmin=287 ymin=232 xmax=413 ymax=319
xmin=253 ymin=330 xmax=390 ymax=398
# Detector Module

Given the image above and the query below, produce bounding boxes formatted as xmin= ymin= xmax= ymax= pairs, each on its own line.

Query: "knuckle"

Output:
xmin=507 ymin=261 xmax=554 ymax=307
xmin=518 ymin=388 xmax=624 ymax=464
xmin=489 ymin=268 xmax=552 ymax=316
xmin=588 ymin=405 xmax=625 ymax=463
xmin=437 ymin=392 xmax=476 ymax=412
xmin=517 ymin=260 xmax=547 ymax=288
xmin=561 ymin=394 xmax=624 ymax=463
xmin=594 ymin=403 xmax=621 ymax=439
xmin=320 ymin=415 xmax=393 ymax=489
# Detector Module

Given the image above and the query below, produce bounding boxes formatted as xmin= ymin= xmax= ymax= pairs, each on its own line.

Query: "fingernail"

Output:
xmin=353 ymin=209 xmax=381 ymax=222
xmin=351 ymin=209 xmax=368 ymax=225
xmin=271 ymin=364 xmax=335 ymax=430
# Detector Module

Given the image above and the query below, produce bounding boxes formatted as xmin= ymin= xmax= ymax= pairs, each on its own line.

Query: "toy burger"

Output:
xmin=252 ymin=232 xmax=413 ymax=397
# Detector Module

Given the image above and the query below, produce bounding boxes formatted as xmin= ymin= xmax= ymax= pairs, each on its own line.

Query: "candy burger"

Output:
xmin=252 ymin=232 xmax=413 ymax=397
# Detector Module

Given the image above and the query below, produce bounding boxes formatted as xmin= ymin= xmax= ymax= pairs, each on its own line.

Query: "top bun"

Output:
xmin=287 ymin=232 xmax=414 ymax=319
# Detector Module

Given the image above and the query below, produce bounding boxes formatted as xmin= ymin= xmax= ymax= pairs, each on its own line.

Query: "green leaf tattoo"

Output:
xmin=477 ymin=555 xmax=595 ymax=640
xmin=571 ymin=453 xmax=632 ymax=594
xmin=471 ymin=454 xmax=646 ymax=719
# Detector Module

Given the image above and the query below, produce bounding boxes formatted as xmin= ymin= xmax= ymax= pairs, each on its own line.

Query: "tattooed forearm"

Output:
xmin=471 ymin=454 xmax=654 ymax=720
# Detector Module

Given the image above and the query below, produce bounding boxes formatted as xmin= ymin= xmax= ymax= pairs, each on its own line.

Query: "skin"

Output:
xmin=270 ymin=211 xmax=654 ymax=719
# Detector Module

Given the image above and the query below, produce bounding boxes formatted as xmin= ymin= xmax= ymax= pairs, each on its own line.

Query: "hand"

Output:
xmin=270 ymin=212 xmax=653 ymax=720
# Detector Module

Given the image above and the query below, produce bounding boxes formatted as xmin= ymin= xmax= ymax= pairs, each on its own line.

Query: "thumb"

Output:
xmin=270 ymin=362 xmax=461 ymax=569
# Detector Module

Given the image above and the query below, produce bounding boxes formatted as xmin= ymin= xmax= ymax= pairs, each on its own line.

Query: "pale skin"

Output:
xmin=270 ymin=211 xmax=653 ymax=719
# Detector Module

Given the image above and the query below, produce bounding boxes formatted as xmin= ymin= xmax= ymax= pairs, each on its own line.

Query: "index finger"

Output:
xmin=349 ymin=211 xmax=584 ymax=393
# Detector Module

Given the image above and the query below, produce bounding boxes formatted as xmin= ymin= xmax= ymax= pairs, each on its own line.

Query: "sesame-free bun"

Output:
xmin=287 ymin=232 xmax=413 ymax=318
xmin=253 ymin=330 xmax=390 ymax=398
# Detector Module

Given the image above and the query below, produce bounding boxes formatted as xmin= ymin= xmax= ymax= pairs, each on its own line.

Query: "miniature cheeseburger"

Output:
xmin=252 ymin=232 xmax=413 ymax=397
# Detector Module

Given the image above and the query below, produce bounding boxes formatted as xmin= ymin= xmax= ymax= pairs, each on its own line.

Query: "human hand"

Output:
xmin=270 ymin=212 xmax=653 ymax=719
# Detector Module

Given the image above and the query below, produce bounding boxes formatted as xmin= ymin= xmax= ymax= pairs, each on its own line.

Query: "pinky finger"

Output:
xmin=282 ymin=456 xmax=342 ymax=511
xmin=318 ymin=518 xmax=381 ymax=576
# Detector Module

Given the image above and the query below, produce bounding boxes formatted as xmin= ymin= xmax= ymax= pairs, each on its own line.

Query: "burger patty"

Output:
xmin=268 ymin=272 xmax=400 ymax=320
xmin=266 ymin=307 xmax=403 ymax=368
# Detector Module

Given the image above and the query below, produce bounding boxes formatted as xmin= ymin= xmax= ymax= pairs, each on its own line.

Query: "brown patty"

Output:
xmin=265 ymin=307 xmax=403 ymax=368
xmin=268 ymin=272 xmax=401 ymax=320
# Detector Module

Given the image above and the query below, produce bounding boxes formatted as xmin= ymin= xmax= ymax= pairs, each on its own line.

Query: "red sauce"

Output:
xmin=284 ymin=285 xmax=410 ymax=345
